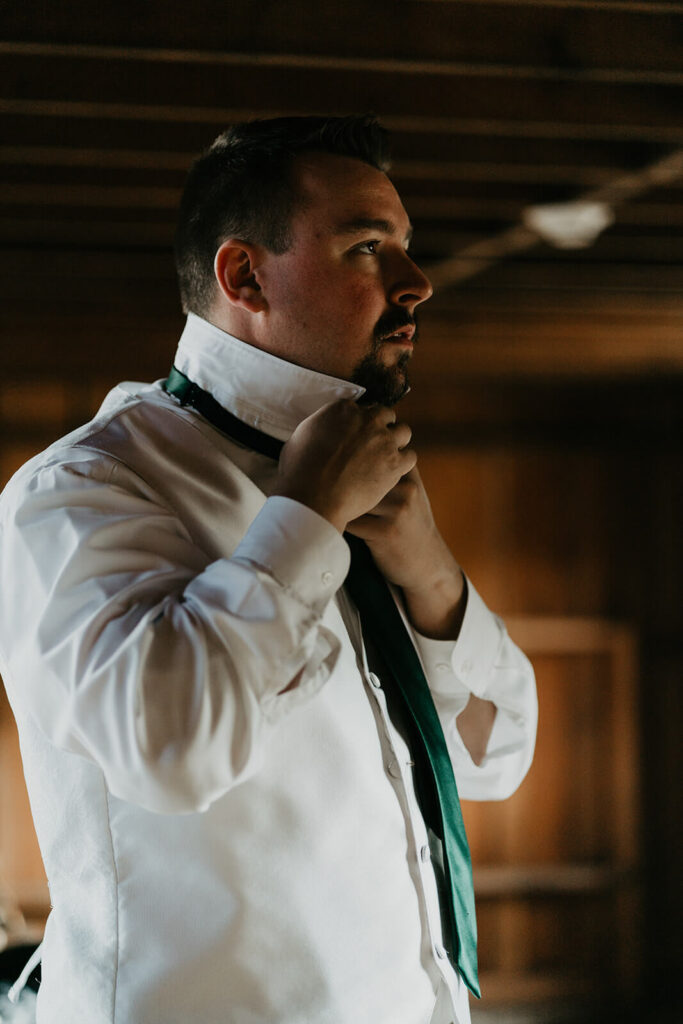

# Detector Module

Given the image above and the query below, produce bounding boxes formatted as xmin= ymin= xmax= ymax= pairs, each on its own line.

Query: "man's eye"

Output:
xmin=356 ymin=240 xmax=380 ymax=255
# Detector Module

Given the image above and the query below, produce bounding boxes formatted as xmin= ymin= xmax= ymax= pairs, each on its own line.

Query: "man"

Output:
xmin=0 ymin=116 xmax=537 ymax=1024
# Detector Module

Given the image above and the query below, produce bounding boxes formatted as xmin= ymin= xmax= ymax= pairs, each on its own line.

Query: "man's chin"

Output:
xmin=351 ymin=357 xmax=410 ymax=406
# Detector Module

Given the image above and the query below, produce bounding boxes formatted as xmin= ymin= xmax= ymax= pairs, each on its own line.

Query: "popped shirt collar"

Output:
xmin=173 ymin=313 xmax=366 ymax=442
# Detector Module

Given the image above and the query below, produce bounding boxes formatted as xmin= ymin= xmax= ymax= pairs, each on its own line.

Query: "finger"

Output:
xmin=352 ymin=492 xmax=401 ymax=518
xmin=400 ymin=447 xmax=418 ymax=474
xmin=362 ymin=476 xmax=418 ymax=517
xmin=367 ymin=405 xmax=397 ymax=428
xmin=345 ymin=514 xmax=386 ymax=540
xmin=389 ymin=422 xmax=412 ymax=450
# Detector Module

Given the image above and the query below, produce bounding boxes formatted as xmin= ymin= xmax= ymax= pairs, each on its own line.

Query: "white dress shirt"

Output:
xmin=0 ymin=313 xmax=537 ymax=1024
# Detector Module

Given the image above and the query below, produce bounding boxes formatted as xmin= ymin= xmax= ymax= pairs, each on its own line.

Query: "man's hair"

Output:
xmin=174 ymin=114 xmax=391 ymax=316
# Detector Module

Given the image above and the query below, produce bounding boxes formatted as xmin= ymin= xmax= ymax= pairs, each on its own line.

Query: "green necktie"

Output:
xmin=343 ymin=535 xmax=479 ymax=996
xmin=163 ymin=366 xmax=480 ymax=997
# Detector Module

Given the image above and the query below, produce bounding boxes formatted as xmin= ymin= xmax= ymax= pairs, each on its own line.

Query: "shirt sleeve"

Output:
xmin=0 ymin=451 xmax=349 ymax=814
xmin=411 ymin=577 xmax=538 ymax=801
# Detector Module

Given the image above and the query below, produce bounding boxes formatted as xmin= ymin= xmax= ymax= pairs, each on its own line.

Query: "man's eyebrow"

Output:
xmin=335 ymin=217 xmax=413 ymax=244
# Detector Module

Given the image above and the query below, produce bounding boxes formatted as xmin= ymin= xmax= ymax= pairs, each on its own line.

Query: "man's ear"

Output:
xmin=214 ymin=240 xmax=267 ymax=313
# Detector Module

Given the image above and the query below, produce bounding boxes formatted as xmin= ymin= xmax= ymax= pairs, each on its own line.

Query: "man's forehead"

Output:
xmin=333 ymin=215 xmax=414 ymax=245
xmin=294 ymin=153 xmax=412 ymax=239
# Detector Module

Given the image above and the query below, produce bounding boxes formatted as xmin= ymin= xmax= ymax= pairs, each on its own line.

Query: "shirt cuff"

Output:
xmin=413 ymin=576 xmax=505 ymax=699
xmin=231 ymin=496 xmax=350 ymax=614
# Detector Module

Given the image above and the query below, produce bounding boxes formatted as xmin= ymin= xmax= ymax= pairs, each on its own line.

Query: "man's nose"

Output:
xmin=387 ymin=253 xmax=433 ymax=308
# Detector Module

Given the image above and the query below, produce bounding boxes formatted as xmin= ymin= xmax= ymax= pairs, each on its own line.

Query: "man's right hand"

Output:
xmin=273 ymin=399 xmax=416 ymax=533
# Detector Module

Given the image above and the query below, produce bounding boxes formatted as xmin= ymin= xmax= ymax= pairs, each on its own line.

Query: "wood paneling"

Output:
xmin=464 ymin=622 xmax=641 ymax=1005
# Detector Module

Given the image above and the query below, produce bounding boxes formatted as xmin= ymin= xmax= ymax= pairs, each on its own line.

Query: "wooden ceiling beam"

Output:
xmin=418 ymin=227 xmax=683 ymax=263
xmin=3 ymin=52 xmax=683 ymax=131
xmin=4 ymin=100 xmax=683 ymax=146
xmin=3 ymin=41 xmax=683 ymax=86
xmin=425 ymin=148 xmax=683 ymax=289
xmin=422 ymin=1 xmax=683 ymax=12
xmin=3 ymin=1 xmax=682 ymax=72
xmin=2 ymin=145 xmax=663 ymax=190
xmin=426 ymin=1 xmax=683 ymax=12
xmin=2 ymin=217 xmax=682 ymax=263
xmin=0 ymin=146 xmax=192 ymax=171
xmin=425 ymin=290 xmax=683 ymax=317
xmin=0 ymin=218 xmax=175 ymax=247
xmin=3 ymin=183 xmax=683 ymax=231
xmin=426 ymin=258 xmax=683 ymax=292
xmin=406 ymin=198 xmax=683 ymax=228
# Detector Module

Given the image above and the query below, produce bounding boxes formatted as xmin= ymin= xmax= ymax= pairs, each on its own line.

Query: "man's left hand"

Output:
xmin=346 ymin=466 xmax=466 ymax=640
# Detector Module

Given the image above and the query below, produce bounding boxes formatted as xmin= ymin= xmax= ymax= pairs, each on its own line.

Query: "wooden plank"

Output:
xmin=0 ymin=216 xmax=175 ymax=247
xmin=419 ymin=226 xmax=683 ymax=263
xmin=391 ymin=132 xmax=670 ymax=170
xmin=411 ymin=327 xmax=683 ymax=378
xmin=478 ymin=969 xmax=595 ymax=1004
xmin=505 ymin=617 xmax=638 ymax=654
xmin=426 ymin=259 xmax=683 ymax=290
xmin=426 ymin=286 xmax=683 ymax=316
xmin=5 ymin=145 xmax=677 ymax=194
xmin=473 ymin=862 xmax=633 ymax=895
xmin=4 ymin=98 xmax=683 ymax=146
xmin=4 ymin=40 xmax=683 ymax=85
xmin=3 ymin=183 xmax=683 ymax=234
xmin=0 ymin=182 xmax=180 ymax=208
xmin=3 ymin=50 xmax=683 ymax=131
xmin=2 ymin=112 xmax=672 ymax=170
xmin=0 ymin=145 xmax=191 ymax=171
xmin=3 ymin=0 xmax=683 ymax=73
xmin=409 ymin=196 xmax=683 ymax=227
xmin=7 ymin=157 xmax=682 ymax=207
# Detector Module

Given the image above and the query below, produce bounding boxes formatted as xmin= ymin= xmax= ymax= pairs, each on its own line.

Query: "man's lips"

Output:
xmin=380 ymin=325 xmax=415 ymax=344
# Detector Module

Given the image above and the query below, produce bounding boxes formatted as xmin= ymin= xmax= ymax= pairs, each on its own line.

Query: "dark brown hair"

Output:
xmin=174 ymin=114 xmax=391 ymax=316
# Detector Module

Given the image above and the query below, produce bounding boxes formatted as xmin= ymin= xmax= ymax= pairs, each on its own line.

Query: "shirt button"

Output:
xmin=321 ymin=570 xmax=333 ymax=585
xmin=461 ymin=658 xmax=474 ymax=675
xmin=435 ymin=944 xmax=448 ymax=960
xmin=435 ymin=662 xmax=451 ymax=674
xmin=387 ymin=758 xmax=402 ymax=779
xmin=368 ymin=672 xmax=382 ymax=689
xmin=420 ymin=844 xmax=430 ymax=863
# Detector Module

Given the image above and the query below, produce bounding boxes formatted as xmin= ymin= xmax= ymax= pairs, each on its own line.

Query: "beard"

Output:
xmin=350 ymin=310 xmax=418 ymax=406
xmin=350 ymin=346 xmax=412 ymax=406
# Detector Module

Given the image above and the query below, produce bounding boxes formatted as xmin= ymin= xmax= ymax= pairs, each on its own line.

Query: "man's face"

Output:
xmin=256 ymin=153 xmax=433 ymax=404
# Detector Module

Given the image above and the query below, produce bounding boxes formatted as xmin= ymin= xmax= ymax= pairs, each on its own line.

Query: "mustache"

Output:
xmin=373 ymin=310 xmax=418 ymax=343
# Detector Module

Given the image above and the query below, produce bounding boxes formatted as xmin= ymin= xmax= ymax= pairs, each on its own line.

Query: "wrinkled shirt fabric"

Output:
xmin=0 ymin=314 xmax=537 ymax=1024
